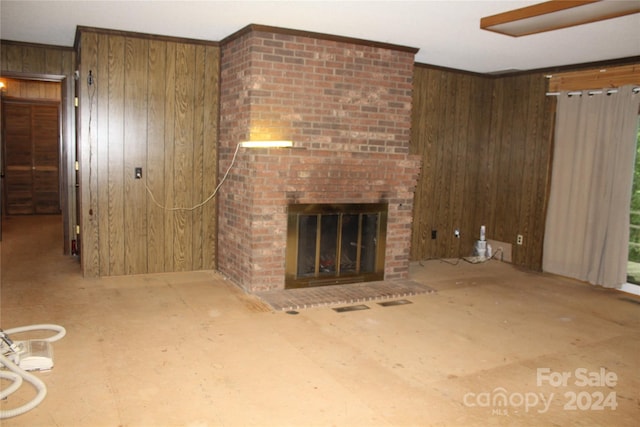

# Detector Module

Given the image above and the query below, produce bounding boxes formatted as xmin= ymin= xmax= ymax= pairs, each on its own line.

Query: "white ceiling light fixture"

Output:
xmin=480 ymin=0 xmax=640 ymax=37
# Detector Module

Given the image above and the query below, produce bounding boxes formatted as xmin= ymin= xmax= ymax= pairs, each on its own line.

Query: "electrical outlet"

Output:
xmin=431 ymin=230 xmax=437 ymax=239
xmin=517 ymin=234 xmax=523 ymax=245
xmin=135 ymin=167 xmax=142 ymax=179
xmin=454 ymin=229 xmax=460 ymax=238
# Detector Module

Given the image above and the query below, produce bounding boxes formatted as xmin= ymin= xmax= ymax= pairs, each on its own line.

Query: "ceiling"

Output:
xmin=1 ymin=0 xmax=639 ymax=74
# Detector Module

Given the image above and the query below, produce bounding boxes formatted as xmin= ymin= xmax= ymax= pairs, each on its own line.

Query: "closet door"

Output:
xmin=2 ymin=99 xmax=60 ymax=215
xmin=32 ymin=104 xmax=60 ymax=213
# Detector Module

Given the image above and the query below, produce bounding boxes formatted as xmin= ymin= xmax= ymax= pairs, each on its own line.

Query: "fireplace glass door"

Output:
xmin=286 ymin=203 xmax=387 ymax=289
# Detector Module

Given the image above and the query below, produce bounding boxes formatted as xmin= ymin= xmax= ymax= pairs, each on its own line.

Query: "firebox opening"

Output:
xmin=285 ymin=203 xmax=388 ymax=289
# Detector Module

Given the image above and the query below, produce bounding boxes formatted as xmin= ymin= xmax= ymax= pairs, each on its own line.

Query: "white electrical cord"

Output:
xmin=144 ymin=142 xmax=242 ymax=212
xmin=2 ymin=324 xmax=66 ymax=342
xmin=0 ymin=353 xmax=47 ymax=419
xmin=0 ymin=370 xmax=23 ymax=399
xmin=0 ymin=324 xmax=66 ymax=419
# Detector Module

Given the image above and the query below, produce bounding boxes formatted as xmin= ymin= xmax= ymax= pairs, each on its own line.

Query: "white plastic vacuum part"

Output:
xmin=0 ymin=324 xmax=66 ymax=419
xmin=13 ymin=340 xmax=55 ymax=371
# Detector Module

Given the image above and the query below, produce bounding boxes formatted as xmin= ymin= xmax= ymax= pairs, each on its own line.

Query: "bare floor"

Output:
xmin=1 ymin=215 xmax=639 ymax=426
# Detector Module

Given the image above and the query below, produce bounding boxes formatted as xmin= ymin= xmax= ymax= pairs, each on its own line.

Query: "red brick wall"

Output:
xmin=219 ymin=26 xmax=421 ymax=291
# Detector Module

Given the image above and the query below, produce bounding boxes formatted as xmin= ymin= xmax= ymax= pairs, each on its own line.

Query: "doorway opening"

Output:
xmin=626 ymin=117 xmax=640 ymax=289
xmin=0 ymin=75 xmax=76 ymax=259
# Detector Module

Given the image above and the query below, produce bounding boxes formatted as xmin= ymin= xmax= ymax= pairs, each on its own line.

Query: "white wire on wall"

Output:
xmin=83 ymin=69 xmax=241 ymax=213
xmin=143 ymin=142 xmax=243 ymax=212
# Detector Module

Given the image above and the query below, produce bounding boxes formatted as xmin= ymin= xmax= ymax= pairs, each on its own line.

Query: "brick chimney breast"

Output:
xmin=218 ymin=25 xmax=421 ymax=292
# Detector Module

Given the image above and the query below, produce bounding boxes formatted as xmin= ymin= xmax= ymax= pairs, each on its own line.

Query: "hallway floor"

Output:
xmin=1 ymin=215 xmax=639 ymax=426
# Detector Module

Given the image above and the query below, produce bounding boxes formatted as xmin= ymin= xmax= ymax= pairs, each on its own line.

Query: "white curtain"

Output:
xmin=543 ymin=85 xmax=640 ymax=288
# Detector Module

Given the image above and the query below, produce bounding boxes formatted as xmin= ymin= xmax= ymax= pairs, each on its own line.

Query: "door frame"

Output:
xmin=623 ymin=115 xmax=640 ymax=296
xmin=0 ymin=72 xmax=77 ymax=256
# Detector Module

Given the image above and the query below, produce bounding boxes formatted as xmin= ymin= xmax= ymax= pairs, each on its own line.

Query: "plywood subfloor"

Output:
xmin=1 ymin=215 xmax=639 ymax=426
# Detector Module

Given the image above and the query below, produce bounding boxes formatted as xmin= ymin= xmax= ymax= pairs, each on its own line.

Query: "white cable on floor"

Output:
xmin=0 ymin=353 xmax=47 ymax=419
xmin=3 ymin=324 xmax=66 ymax=342
xmin=0 ymin=370 xmax=23 ymax=399
xmin=0 ymin=324 xmax=66 ymax=419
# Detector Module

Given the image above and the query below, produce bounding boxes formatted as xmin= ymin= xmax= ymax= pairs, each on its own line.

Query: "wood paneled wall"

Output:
xmin=483 ymin=74 xmax=555 ymax=269
xmin=1 ymin=40 xmax=76 ymax=253
xmin=410 ymin=67 xmax=493 ymax=260
xmin=1 ymin=41 xmax=74 ymax=76
xmin=76 ymin=29 xmax=220 ymax=276
xmin=2 ymin=78 xmax=61 ymax=100
xmin=410 ymin=66 xmax=554 ymax=270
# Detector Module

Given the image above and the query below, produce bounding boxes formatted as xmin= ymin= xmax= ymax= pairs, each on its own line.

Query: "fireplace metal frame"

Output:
xmin=285 ymin=203 xmax=388 ymax=289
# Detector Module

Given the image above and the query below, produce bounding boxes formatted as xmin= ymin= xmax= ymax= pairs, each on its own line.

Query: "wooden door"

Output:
xmin=2 ymin=99 xmax=60 ymax=215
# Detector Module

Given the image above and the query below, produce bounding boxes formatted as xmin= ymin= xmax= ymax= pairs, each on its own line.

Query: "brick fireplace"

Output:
xmin=218 ymin=25 xmax=421 ymax=292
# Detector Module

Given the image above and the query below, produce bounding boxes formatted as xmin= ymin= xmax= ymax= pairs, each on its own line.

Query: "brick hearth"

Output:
xmin=218 ymin=25 xmax=421 ymax=292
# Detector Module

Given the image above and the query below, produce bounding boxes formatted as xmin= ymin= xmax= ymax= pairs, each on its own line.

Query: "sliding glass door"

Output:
xmin=627 ymin=118 xmax=640 ymax=285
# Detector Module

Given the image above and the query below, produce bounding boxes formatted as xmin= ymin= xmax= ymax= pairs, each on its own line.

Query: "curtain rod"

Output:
xmin=546 ymin=87 xmax=640 ymax=97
